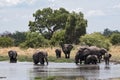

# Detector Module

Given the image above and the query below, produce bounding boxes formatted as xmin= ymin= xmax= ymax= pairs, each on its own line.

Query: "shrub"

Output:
xmin=80 ymin=32 xmax=111 ymax=50
xmin=50 ymin=30 xmax=65 ymax=46
xmin=0 ymin=37 xmax=14 ymax=47
xmin=110 ymin=33 xmax=120 ymax=45
xmin=20 ymin=32 xmax=49 ymax=48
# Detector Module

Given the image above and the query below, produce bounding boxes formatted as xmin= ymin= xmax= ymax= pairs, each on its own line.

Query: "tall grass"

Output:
xmin=0 ymin=46 xmax=120 ymax=62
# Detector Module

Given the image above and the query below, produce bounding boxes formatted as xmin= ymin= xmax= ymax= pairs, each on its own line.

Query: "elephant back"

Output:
xmin=39 ymin=51 xmax=48 ymax=58
xmin=55 ymin=49 xmax=61 ymax=54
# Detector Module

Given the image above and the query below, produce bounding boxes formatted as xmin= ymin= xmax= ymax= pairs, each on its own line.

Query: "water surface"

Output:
xmin=0 ymin=61 xmax=120 ymax=80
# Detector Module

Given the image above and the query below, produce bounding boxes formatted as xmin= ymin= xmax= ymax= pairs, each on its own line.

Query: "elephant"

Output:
xmin=8 ymin=50 xmax=17 ymax=63
xmin=83 ymin=46 xmax=107 ymax=63
xmin=33 ymin=51 xmax=48 ymax=65
xmin=86 ymin=55 xmax=98 ymax=64
xmin=60 ymin=43 xmax=73 ymax=59
xmin=75 ymin=46 xmax=89 ymax=64
xmin=103 ymin=53 xmax=112 ymax=65
xmin=55 ymin=48 xmax=61 ymax=58
xmin=75 ymin=46 xmax=107 ymax=65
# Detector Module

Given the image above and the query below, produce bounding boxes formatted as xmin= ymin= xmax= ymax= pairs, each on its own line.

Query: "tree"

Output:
xmin=29 ymin=7 xmax=69 ymax=39
xmin=65 ymin=12 xmax=87 ymax=44
xmin=103 ymin=28 xmax=120 ymax=37
xmin=10 ymin=31 xmax=26 ymax=46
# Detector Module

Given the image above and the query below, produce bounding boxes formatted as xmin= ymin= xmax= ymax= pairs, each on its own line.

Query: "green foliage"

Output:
xmin=103 ymin=28 xmax=120 ymax=37
xmin=110 ymin=33 xmax=120 ymax=45
xmin=20 ymin=32 xmax=49 ymax=48
xmin=50 ymin=30 xmax=65 ymax=46
xmin=80 ymin=32 xmax=111 ymax=50
xmin=65 ymin=12 xmax=87 ymax=44
xmin=29 ymin=7 xmax=69 ymax=39
xmin=10 ymin=31 xmax=26 ymax=46
xmin=0 ymin=37 xmax=14 ymax=47
xmin=48 ymin=56 xmax=74 ymax=63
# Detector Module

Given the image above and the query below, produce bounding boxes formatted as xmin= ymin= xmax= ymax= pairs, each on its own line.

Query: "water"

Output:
xmin=0 ymin=61 xmax=120 ymax=80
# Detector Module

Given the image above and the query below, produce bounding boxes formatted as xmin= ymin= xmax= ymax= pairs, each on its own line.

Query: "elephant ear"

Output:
xmin=100 ymin=48 xmax=107 ymax=55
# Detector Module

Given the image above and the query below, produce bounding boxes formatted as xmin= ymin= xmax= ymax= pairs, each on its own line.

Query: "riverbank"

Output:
xmin=0 ymin=46 xmax=120 ymax=62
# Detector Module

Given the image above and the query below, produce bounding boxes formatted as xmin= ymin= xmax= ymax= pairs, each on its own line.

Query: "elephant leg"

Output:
xmin=68 ymin=54 xmax=70 ymax=58
xmin=80 ymin=60 xmax=82 ymax=64
xmin=40 ymin=58 xmax=45 ymax=65
xmin=34 ymin=61 xmax=39 ymax=65
xmin=65 ymin=54 xmax=67 ymax=58
xmin=59 ymin=53 xmax=61 ymax=58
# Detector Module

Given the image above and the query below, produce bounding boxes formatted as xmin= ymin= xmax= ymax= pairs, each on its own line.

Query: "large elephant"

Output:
xmin=75 ymin=46 xmax=107 ymax=65
xmin=60 ymin=44 xmax=73 ymax=59
xmin=103 ymin=53 xmax=112 ymax=65
xmin=55 ymin=48 xmax=61 ymax=58
xmin=8 ymin=50 xmax=17 ymax=63
xmin=83 ymin=46 xmax=107 ymax=63
xmin=75 ymin=47 xmax=88 ymax=64
xmin=86 ymin=55 xmax=98 ymax=64
xmin=33 ymin=51 xmax=48 ymax=65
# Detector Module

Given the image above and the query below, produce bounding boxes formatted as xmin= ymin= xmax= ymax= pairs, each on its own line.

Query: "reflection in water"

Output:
xmin=104 ymin=65 xmax=110 ymax=70
xmin=0 ymin=62 xmax=120 ymax=80
xmin=30 ymin=64 xmax=100 ymax=80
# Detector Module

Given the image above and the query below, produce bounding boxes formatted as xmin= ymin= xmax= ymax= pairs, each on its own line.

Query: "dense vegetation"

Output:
xmin=0 ymin=8 xmax=120 ymax=50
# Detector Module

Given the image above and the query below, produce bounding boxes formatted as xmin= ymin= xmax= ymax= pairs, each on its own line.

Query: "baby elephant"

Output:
xmin=8 ymin=50 xmax=17 ymax=63
xmin=55 ymin=49 xmax=61 ymax=58
xmin=86 ymin=55 xmax=98 ymax=64
xmin=33 ymin=51 xmax=48 ymax=65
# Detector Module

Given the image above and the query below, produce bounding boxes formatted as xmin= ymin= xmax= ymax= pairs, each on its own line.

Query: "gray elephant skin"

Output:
xmin=55 ymin=48 xmax=61 ymax=58
xmin=75 ymin=46 xmax=107 ymax=65
xmin=60 ymin=44 xmax=73 ymax=59
xmin=33 ymin=51 xmax=48 ymax=65
xmin=104 ymin=53 xmax=112 ymax=65
xmin=8 ymin=50 xmax=17 ymax=63
xmin=86 ymin=55 xmax=98 ymax=64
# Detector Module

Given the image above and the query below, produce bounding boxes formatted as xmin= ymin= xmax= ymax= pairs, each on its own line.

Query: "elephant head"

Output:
xmin=60 ymin=43 xmax=73 ymax=59
xmin=33 ymin=51 xmax=48 ymax=65
xmin=8 ymin=50 xmax=17 ymax=63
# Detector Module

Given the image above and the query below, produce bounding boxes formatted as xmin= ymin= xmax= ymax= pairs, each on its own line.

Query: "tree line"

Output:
xmin=0 ymin=7 xmax=120 ymax=49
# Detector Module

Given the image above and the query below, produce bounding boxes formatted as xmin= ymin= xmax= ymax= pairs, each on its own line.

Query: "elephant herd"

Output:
xmin=75 ymin=46 xmax=112 ymax=65
xmin=7 ymin=44 xmax=112 ymax=66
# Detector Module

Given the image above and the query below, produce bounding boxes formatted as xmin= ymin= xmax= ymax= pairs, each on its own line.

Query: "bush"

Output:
xmin=110 ymin=33 xmax=120 ymax=45
xmin=20 ymin=32 xmax=49 ymax=48
xmin=50 ymin=30 xmax=65 ymax=46
xmin=0 ymin=37 xmax=14 ymax=47
xmin=80 ymin=32 xmax=111 ymax=50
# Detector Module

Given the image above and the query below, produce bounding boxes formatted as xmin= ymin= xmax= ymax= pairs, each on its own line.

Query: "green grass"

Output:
xmin=0 ymin=55 xmax=75 ymax=63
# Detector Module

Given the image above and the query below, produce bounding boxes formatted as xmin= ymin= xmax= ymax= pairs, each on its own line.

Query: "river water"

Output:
xmin=0 ymin=61 xmax=120 ymax=80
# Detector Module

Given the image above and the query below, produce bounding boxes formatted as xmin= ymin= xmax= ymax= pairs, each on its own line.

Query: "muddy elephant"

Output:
xmin=104 ymin=53 xmax=112 ymax=65
xmin=83 ymin=46 xmax=107 ymax=63
xmin=55 ymin=48 xmax=61 ymax=58
xmin=60 ymin=43 xmax=73 ymax=59
xmin=75 ymin=46 xmax=107 ymax=64
xmin=8 ymin=50 xmax=17 ymax=63
xmin=33 ymin=51 xmax=48 ymax=65
xmin=75 ymin=46 xmax=89 ymax=64
xmin=86 ymin=55 xmax=98 ymax=64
